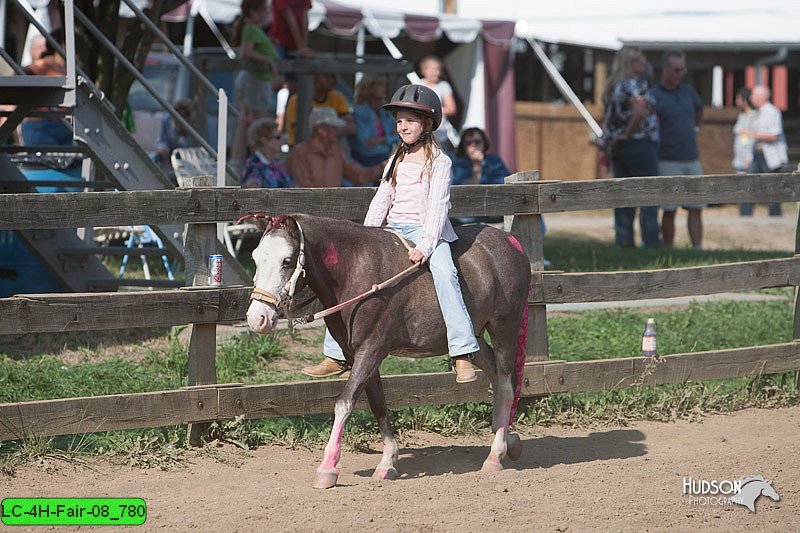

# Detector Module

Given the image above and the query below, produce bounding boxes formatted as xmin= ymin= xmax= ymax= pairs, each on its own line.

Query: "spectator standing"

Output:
xmin=286 ymin=107 xmax=382 ymax=188
xmin=231 ymin=0 xmax=281 ymax=171
xmin=270 ymin=0 xmax=313 ymax=59
xmin=733 ymin=88 xmax=755 ymax=173
xmin=601 ymin=47 xmax=661 ymax=248
xmin=284 ymin=72 xmax=354 ymax=146
xmin=741 ymin=86 xmax=789 ymax=216
xmin=450 ymin=127 xmax=510 ymax=224
xmin=732 ymin=88 xmax=757 ymax=215
xmin=419 ymin=55 xmax=457 ymax=151
xmin=350 ymin=75 xmax=398 ymax=166
xmin=650 ymin=50 xmax=704 ymax=249
xmin=241 ymin=117 xmax=293 ymax=188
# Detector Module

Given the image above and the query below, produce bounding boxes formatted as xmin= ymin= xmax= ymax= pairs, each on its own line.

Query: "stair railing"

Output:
xmin=10 ymin=0 xmax=239 ymax=185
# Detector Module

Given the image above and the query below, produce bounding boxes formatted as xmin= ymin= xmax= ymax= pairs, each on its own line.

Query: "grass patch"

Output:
xmin=544 ymin=236 xmax=790 ymax=273
xmin=548 ymin=300 xmax=793 ymax=362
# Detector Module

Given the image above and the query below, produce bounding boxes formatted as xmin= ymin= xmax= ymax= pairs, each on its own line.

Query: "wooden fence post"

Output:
xmin=793 ymin=168 xmax=800 ymax=389
xmin=181 ymin=175 xmax=218 ymax=446
xmin=505 ymin=170 xmax=549 ymax=362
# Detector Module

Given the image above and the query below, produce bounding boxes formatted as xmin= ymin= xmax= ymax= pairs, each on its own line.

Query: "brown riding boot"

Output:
xmin=301 ymin=357 xmax=350 ymax=378
xmin=452 ymin=355 xmax=477 ymax=384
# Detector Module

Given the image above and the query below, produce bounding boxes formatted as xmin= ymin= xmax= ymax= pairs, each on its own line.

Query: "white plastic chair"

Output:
xmin=170 ymin=147 xmax=258 ymax=256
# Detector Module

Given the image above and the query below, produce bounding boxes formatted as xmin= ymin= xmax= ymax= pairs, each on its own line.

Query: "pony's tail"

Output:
xmin=509 ymin=300 xmax=529 ymax=423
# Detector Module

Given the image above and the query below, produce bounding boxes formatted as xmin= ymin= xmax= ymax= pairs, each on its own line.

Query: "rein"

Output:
xmin=239 ymin=213 xmax=421 ymax=328
xmin=294 ymin=261 xmax=419 ymax=327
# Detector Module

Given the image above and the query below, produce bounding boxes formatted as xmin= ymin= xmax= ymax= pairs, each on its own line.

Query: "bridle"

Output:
xmin=237 ymin=213 xmax=306 ymax=315
xmin=239 ymin=213 xmax=420 ymax=329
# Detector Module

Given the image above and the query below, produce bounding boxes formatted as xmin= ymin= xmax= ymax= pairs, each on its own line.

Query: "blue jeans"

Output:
xmin=740 ymin=151 xmax=782 ymax=216
xmin=610 ymin=139 xmax=661 ymax=247
xmin=324 ymin=223 xmax=480 ymax=360
xmin=22 ymin=119 xmax=72 ymax=146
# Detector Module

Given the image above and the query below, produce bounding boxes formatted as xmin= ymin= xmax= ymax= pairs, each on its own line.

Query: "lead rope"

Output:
xmin=290 ymin=231 xmax=420 ymax=328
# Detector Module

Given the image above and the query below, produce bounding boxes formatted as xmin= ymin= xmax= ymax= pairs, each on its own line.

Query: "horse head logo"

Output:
xmin=730 ymin=476 xmax=780 ymax=513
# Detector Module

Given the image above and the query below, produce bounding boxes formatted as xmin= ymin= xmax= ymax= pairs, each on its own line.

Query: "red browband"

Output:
xmin=236 ymin=213 xmax=288 ymax=229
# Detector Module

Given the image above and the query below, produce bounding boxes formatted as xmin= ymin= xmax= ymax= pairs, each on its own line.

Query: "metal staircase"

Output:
xmin=1 ymin=0 xmax=252 ymax=293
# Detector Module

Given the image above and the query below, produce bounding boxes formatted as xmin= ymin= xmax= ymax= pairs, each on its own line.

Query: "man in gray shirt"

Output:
xmin=650 ymin=50 xmax=704 ymax=249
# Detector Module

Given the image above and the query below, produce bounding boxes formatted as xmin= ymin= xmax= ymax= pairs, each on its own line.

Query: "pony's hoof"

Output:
xmin=372 ymin=467 xmax=398 ymax=481
xmin=313 ymin=471 xmax=339 ymax=489
xmin=481 ymin=458 xmax=503 ymax=473
xmin=507 ymin=433 xmax=522 ymax=461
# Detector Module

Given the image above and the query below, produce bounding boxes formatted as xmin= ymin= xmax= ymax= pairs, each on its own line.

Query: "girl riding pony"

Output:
xmin=303 ymin=84 xmax=479 ymax=383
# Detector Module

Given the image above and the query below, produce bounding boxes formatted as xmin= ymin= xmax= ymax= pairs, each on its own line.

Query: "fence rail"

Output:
xmin=1 ymin=171 xmax=799 ymax=441
xmin=1 ymin=173 xmax=797 ymax=229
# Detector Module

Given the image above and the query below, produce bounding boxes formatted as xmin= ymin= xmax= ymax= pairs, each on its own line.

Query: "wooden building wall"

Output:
xmin=514 ymin=102 xmax=739 ymax=181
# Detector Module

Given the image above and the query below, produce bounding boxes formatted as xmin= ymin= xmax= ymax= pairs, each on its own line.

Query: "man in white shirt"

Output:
xmin=743 ymin=86 xmax=789 ymax=216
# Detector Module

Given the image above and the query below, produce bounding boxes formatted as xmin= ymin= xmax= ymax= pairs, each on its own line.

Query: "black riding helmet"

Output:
xmin=382 ymin=84 xmax=443 ymax=131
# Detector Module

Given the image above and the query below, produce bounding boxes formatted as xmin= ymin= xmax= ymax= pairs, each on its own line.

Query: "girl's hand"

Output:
xmin=409 ymin=248 xmax=427 ymax=264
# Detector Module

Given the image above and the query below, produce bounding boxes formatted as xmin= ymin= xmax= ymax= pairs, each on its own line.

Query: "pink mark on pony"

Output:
xmin=507 ymin=235 xmax=524 ymax=253
xmin=323 ymin=243 xmax=340 ymax=269
xmin=320 ymin=421 xmax=345 ymax=471
xmin=510 ymin=297 xmax=529 ymax=423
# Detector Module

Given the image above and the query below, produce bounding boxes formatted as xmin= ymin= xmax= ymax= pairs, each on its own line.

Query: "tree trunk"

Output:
xmin=71 ymin=0 xmax=189 ymax=117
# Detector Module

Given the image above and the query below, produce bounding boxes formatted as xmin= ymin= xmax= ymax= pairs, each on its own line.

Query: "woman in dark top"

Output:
xmin=601 ymin=46 xmax=661 ymax=248
xmin=450 ymin=127 xmax=510 ymax=224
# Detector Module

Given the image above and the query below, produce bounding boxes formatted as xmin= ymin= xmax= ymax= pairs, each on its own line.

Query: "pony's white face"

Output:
xmin=246 ymin=231 xmax=295 ymax=334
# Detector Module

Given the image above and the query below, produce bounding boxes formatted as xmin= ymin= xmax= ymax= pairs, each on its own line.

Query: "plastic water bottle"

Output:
xmin=642 ymin=318 xmax=657 ymax=358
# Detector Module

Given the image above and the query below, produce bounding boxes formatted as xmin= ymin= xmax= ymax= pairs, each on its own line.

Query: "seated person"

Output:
xmin=152 ymin=99 xmax=194 ymax=172
xmin=350 ymin=74 xmax=398 ymax=166
xmin=241 ymin=117 xmax=293 ymax=188
xmin=283 ymin=73 xmax=354 ymax=146
xmin=285 ymin=107 xmax=383 ymax=188
xmin=21 ymin=29 xmax=72 ymax=146
xmin=450 ymin=127 xmax=510 ymax=224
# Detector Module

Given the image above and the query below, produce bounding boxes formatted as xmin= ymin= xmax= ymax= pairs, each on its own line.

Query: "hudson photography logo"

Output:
xmin=683 ymin=475 xmax=780 ymax=512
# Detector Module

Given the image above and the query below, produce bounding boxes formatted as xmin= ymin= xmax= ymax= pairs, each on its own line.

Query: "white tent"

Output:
xmin=347 ymin=0 xmax=800 ymax=50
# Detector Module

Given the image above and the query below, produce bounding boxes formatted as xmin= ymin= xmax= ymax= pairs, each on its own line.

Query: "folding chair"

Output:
xmin=170 ymin=147 xmax=258 ymax=256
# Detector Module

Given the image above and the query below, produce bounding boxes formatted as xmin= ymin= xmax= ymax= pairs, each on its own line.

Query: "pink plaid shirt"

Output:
xmin=364 ymin=150 xmax=457 ymax=259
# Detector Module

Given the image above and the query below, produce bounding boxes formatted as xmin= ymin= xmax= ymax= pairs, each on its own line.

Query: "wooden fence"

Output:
xmin=2 ymin=171 xmax=800 ymax=442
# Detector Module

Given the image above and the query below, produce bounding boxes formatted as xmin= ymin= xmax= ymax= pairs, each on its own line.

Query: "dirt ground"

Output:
xmin=2 ymin=205 xmax=798 ymax=532
xmin=1 ymin=406 xmax=797 ymax=532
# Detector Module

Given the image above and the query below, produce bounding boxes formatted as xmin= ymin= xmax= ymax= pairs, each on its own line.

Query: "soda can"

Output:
xmin=207 ymin=254 xmax=224 ymax=286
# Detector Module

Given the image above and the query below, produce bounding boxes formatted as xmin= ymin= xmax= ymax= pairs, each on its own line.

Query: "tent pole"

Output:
xmin=526 ymin=36 xmax=602 ymax=139
xmin=355 ymin=25 xmax=365 ymax=86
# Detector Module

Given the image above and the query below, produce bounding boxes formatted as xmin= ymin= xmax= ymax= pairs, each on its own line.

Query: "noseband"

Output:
xmin=238 ymin=213 xmax=306 ymax=312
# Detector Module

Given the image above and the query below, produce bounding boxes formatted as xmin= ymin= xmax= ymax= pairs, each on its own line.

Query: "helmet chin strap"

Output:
xmin=383 ymin=132 xmax=431 ymax=182
xmin=401 ymin=132 xmax=430 ymax=152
